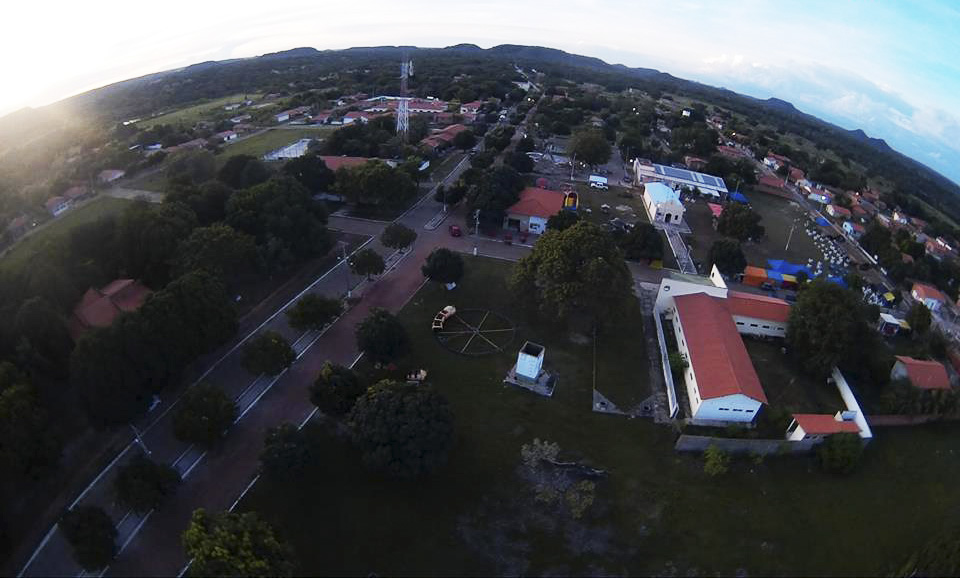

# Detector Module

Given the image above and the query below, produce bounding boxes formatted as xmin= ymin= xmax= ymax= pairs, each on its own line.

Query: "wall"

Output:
xmin=867 ymin=414 xmax=957 ymax=426
xmin=653 ymin=310 xmax=680 ymax=418
xmin=733 ymin=315 xmax=787 ymax=338
xmin=654 ymin=278 xmax=726 ymax=314
xmin=831 ymin=368 xmax=873 ymax=439
xmin=675 ymin=434 xmax=816 ymax=455
xmin=695 ymin=394 xmax=761 ymax=423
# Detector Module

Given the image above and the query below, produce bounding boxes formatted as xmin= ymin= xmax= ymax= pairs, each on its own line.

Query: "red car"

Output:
xmin=448 ymin=224 xmax=462 ymax=237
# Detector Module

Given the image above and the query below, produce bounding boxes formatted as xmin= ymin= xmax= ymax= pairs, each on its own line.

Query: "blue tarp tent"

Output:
xmin=729 ymin=191 xmax=749 ymax=204
xmin=815 ymin=217 xmax=830 ymax=227
xmin=767 ymin=270 xmax=784 ymax=282
xmin=826 ymin=276 xmax=847 ymax=288
xmin=767 ymin=259 xmax=813 ymax=277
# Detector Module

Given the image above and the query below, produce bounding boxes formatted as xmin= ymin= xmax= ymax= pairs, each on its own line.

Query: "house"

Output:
xmin=755 ymin=175 xmax=791 ymax=199
xmin=877 ymin=312 xmax=908 ymax=337
xmin=891 ymin=356 xmax=951 ymax=390
xmin=503 ymin=187 xmax=566 ymax=234
xmin=642 ymin=182 xmax=685 ymax=225
xmin=826 ymin=204 xmax=852 ymax=219
xmin=808 ymin=190 xmax=832 ymax=205
xmin=725 ymin=291 xmax=791 ymax=338
xmin=419 ymin=124 xmax=469 ymax=154
xmin=460 ymin=100 xmax=484 ymax=114
xmin=785 ymin=413 xmax=860 ymax=441
xmin=911 ymin=282 xmax=946 ymax=311
xmin=98 ymin=169 xmax=125 ymax=183
xmin=683 ymin=156 xmax=707 ymax=170
xmin=211 ymin=130 xmax=237 ymax=142
xmin=63 ymin=186 xmax=88 ymax=202
xmin=842 ymin=221 xmax=865 ymax=238
xmin=4 ymin=215 xmax=28 ymax=239
xmin=69 ymin=279 xmax=152 ymax=340
xmin=788 ymin=167 xmax=805 ymax=182
xmin=716 ymin=145 xmax=751 ymax=160
xmin=223 ymin=103 xmax=242 ymax=111
xmin=763 ymin=153 xmax=790 ymax=170
xmin=45 ymin=196 xmax=71 ymax=217
xmin=230 ymin=114 xmax=252 ymax=124
xmin=633 ymin=159 xmax=728 ymax=197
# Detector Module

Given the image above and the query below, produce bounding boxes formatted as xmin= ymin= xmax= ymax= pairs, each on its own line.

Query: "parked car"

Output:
xmin=448 ymin=225 xmax=462 ymax=237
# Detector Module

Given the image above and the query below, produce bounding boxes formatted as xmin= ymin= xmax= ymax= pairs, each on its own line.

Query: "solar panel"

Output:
xmin=661 ymin=166 xmax=694 ymax=181
xmin=699 ymin=175 xmax=718 ymax=187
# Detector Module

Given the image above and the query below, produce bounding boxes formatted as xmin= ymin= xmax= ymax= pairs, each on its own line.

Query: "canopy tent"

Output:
xmin=707 ymin=203 xmax=724 ymax=218
xmin=729 ymin=191 xmax=749 ymax=204
xmin=767 ymin=259 xmax=813 ymax=277
xmin=814 ymin=217 xmax=830 ymax=227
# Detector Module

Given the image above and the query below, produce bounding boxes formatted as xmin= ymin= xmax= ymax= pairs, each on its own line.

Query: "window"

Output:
xmin=745 ymin=409 xmax=754 ymax=413
xmin=750 ymin=323 xmax=758 ymax=327
xmin=736 ymin=321 xmax=744 ymax=326
xmin=719 ymin=407 xmax=729 ymax=411
xmin=762 ymin=325 xmax=770 ymax=329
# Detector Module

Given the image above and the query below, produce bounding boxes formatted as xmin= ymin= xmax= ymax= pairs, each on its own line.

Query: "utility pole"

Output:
xmin=339 ymin=241 xmax=352 ymax=298
xmin=570 ymin=153 xmax=576 ymax=182
xmin=473 ymin=209 xmax=480 ymax=235
xmin=130 ymin=423 xmax=151 ymax=456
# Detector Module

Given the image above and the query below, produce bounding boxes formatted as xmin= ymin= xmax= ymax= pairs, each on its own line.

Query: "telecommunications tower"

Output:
xmin=397 ymin=56 xmax=413 ymax=140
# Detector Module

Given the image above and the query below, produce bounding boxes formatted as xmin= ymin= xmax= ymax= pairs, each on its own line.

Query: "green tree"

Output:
xmin=703 ymin=445 xmax=730 ymax=476
xmin=897 ymin=527 xmax=960 ymax=577
xmin=348 ymin=380 xmax=454 ymax=478
xmin=716 ymin=202 xmax=764 ymax=241
xmin=114 ymin=454 xmax=181 ymax=513
xmin=510 ymin=221 xmax=633 ymax=329
xmin=452 ymin=129 xmax=477 ymax=150
xmin=116 ymin=200 xmax=198 ymax=286
xmin=165 ymin=181 xmax=234 ymax=225
xmin=286 ymin=294 xmax=342 ymax=332
xmin=516 ymin=135 xmax=535 ymax=153
xmin=619 ymin=223 xmax=664 ymax=261
xmin=350 ymin=248 xmax=385 ymax=280
xmin=786 ymin=280 xmax=869 ymax=378
xmin=309 ymin=362 xmax=365 ymax=416
xmin=172 ymin=383 xmax=237 ymax=447
xmin=466 ymin=165 xmax=525 ymax=229
xmin=166 ymin=149 xmax=216 ymax=185
xmin=505 ymin=150 xmax=534 ymax=173
xmin=817 ymin=432 xmax=863 ymax=474
xmin=0 ymin=378 xmax=61 ymax=478
xmin=570 ymin=129 xmax=612 ymax=167
xmin=281 ymin=153 xmax=335 ymax=193
xmin=259 ymin=423 xmax=315 ymax=481
xmin=13 ymin=296 xmax=72 ymax=379
xmin=546 ymin=210 xmax=580 ymax=231
xmin=355 ymin=308 xmax=411 ymax=364
xmin=380 ymin=222 xmax=418 ymax=251
xmin=668 ymin=351 xmax=688 ymax=381
xmin=421 ymin=248 xmax=465 ymax=288
xmin=172 ymin=223 xmax=260 ymax=288
xmin=709 ymin=238 xmax=747 ymax=276
xmin=333 ymin=160 xmax=417 ymax=208
xmin=469 ymin=150 xmax=495 ymax=170
xmin=183 ymin=509 xmax=293 ymax=577
xmin=217 ymin=155 xmax=272 ymax=189
xmin=242 ymin=331 xmax=296 ymax=376
xmin=61 ymin=506 xmax=117 ymax=571
xmin=906 ymin=302 xmax=932 ymax=335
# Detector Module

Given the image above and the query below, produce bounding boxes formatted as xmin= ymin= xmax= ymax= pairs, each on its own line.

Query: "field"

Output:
xmin=0 ymin=195 xmax=132 ymax=273
xmin=219 ymin=127 xmax=332 ymax=165
xmin=137 ymin=94 xmax=261 ymax=129
xmin=745 ymin=339 xmax=844 ymax=413
xmin=241 ymin=256 xmax=960 ymax=576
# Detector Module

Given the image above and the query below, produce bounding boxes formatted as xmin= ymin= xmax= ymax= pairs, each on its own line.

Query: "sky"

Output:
xmin=3 ymin=0 xmax=959 ymax=183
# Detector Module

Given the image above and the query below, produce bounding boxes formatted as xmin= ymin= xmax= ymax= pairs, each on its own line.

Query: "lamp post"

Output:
xmin=130 ymin=423 xmax=151 ymax=456
xmin=338 ymin=241 xmax=352 ymax=298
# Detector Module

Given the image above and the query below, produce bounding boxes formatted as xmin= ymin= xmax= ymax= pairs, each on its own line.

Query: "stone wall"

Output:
xmin=674 ymin=434 xmax=817 ymax=455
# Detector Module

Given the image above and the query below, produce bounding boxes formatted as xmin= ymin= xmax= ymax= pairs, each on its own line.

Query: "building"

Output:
xmin=460 ymin=100 xmax=484 ymax=114
xmin=826 ymin=204 xmax=852 ymax=219
xmin=808 ymin=190 xmax=832 ymax=205
xmin=263 ymin=139 xmax=315 ymax=161
xmin=63 ymin=186 xmax=88 ymax=202
xmin=683 ymin=156 xmax=707 ymax=170
xmin=503 ymin=187 xmax=565 ymax=234
xmin=725 ymin=291 xmax=791 ymax=338
xmin=891 ymin=356 xmax=951 ymax=390
xmin=877 ymin=313 xmax=908 ymax=337
xmin=785 ymin=413 xmax=860 ymax=441
xmin=911 ymin=282 xmax=946 ymax=311
xmin=716 ymin=145 xmax=751 ymax=160
xmin=44 ymin=196 xmax=71 ymax=217
xmin=763 ymin=152 xmax=791 ymax=170
xmin=633 ymin=159 xmax=728 ymax=197
xmin=755 ymin=175 xmax=791 ymax=199
xmin=419 ymin=124 xmax=469 ymax=153
xmin=843 ymin=221 xmax=865 ymax=238
xmin=788 ymin=167 xmax=806 ymax=182
xmin=641 ymin=182 xmax=685 ymax=225
xmin=69 ymin=279 xmax=152 ymax=340
xmin=211 ymin=130 xmax=238 ymax=143
xmin=98 ymin=169 xmax=125 ymax=183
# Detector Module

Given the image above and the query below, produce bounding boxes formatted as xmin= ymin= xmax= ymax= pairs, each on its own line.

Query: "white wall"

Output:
xmin=527 ymin=215 xmax=548 ymax=234
xmin=654 ymin=278 xmax=727 ymax=314
xmin=732 ymin=315 xmax=787 ymax=338
xmin=696 ymin=394 xmax=761 ymax=423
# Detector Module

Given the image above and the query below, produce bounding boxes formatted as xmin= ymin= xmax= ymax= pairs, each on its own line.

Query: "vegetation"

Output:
xmin=348 ymin=380 xmax=454 ymax=478
xmin=172 ymin=383 xmax=237 ymax=447
xmin=260 ymin=423 xmax=317 ymax=481
xmin=570 ymin=129 xmax=612 ymax=167
xmin=786 ymin=280 xmax=870 ymax=378
xmin=379 ymin=222 xmax=418 ymax=251
xmin=906 ymin=302 xmax=932 ymax=335
xmin=281 ymin=152 xmax=335 ymax=194
xmin=217 ymin=155 xmax=272 ymax=190
xmin=355 ymin=308 xmax=411 ymax=364
xmin=309 ymin=362 xmax=365 ymax=417
xmin=703 ymin=445 xmax=731 ymax=476
xmin=286 ymin=294 xmax=342 ymax=332
xmin=60 ymin=506 xmax=117 ymax=571
xmin=349 ymin=248 xmax=385 ymax=280
xmin=242 ymin=331 xmax=296 ymax=376
xmin=333 ymin=160 xmax=417 ymax=209
xmin=172 ymin=223 xmax=260 ymax=289
xmin=114 ymin=454 xmax=181 ymax=513
xmin=618 ymin=222 xmax=664 ymax=261
xmin=546 ymin=210 xmax=579 ymax=231
xmin=183 ymin=509 xmax=294 ymax=577
xmin=465 ymin=165 xmax=525 ymax=228
xmin=716 ymin=202 xmax=764 ymax=241
xmin=709 ymin=238 xmax=747 ymax=276
xmin=421 ymin=248 xmax=465 ymax=287
xmin=896 ymin=526 xmax=960 ymax=577
xmin=817 ymin=433 xmax=864 ymax=475
xmin=0 ymin=367 xmax=61 ymax=479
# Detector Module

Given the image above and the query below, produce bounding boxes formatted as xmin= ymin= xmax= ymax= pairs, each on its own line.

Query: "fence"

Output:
xmin=675 ymin=434 xmax=817 ymax=455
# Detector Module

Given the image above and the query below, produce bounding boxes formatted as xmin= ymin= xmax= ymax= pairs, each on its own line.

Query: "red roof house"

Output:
xmin=70 ymin=279 xmax=152 ymax=340
xmin=891 ymin=356 xmax=951 ymax=390
xmin=726 ymin=291 xmax=792 ymax=323
xmin=790 ymin=413 xmax=860 ymax=435
xmin=318 ymin=156 xmax=377 ymax=172
xmin=506 ymin=187 xmax=566 ymax=220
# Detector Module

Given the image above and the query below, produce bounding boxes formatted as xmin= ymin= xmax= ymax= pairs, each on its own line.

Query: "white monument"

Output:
xmin=516 ymin=341 xmax=545 ymax=381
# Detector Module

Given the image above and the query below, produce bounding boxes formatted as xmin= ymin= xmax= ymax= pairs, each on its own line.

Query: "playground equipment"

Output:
xmin=431 ymin=305 xmax=457 ymax=331
xmin=433 ymin=307 xmax=516 ymax=356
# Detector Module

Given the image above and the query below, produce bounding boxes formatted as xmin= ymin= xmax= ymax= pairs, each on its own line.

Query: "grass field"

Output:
xmin=240 ymin=256 xmax=960 ymax=576
xmin=217 ymin=128 xmax=332 ymax=166
xmin=138 ymin=94 xmax=261 ymax=129
xmin=0 ymin=195 xmax=131 ymax=273
xmin=746 ymin=339 xmax=843 ymax=413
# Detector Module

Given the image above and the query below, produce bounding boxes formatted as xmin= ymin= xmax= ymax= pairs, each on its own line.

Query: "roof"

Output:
xmin=71 ymin=279 xmax=151 ymax=338
xmin=827 ymin=204 xmax=852 ymax=217
xmin=792 ymin=414 xmax=860 ymax=435
xmin=45 ymin=196 xmax=67 ymax=211
xmin=894 ymin=356 xmax=951 ymax=390
xmin=743 ymin=265 xmax=767 ymax=279
xmin=644 ymin=182 xmax=680 ymax=204
xmin=673 ymin=292 xmax=768 ymax=403
xmin=318 ymin=156 xmax=375 ymax=171
xmin=758 ymin=175 xmax=785 ymax=189
xmin=707 ymin=203 xmax=724 ymax=217
xmin=726 ymin=291 xmax=791 ymax=323
xmin=506 ymin=187 xmax=566 ymax=219
xmin=63 ymin=186 xmax=86 ymax=200
xmin=912 ymin=282 xmax=946 ymax=303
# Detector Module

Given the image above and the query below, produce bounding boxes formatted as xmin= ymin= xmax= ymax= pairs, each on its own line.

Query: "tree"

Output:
xmin=350 ymin=248 xmax=385 ymax=280
xmin=183 ymin=509 xmax=293 ymax=577
xmin=469 ymin=150 xmax=495 ymax=170
xmin=668 ymin=351 xmax=688 ymax=381
xmin=817 ymin=432 xmax=863 ymax=474
xmin=114 ymin=454 xmax=181 ymax=513
xmin=0 ymin=378 xmax=61 ymax=479
xmin=165 ymin=181 xmax=234 ymax=225
xmin=716 ymin=202 xmax=764 ymax=241
xmin=172 ymin=223 xmax=260 ymax=288
xmin=570 ymin=129 xmax=611 ymax=167
xmin=786 ymin=280 xmax=870 ymax=378
xmin=465 ymin=165 xmax=525 ymax=228
xmin=709 ymin=238 xmax=747 ymax=276
xmin=703 ymin=445 xmax=730 ymax=476
xmin=260 ymin=423 xmax=316 ymax=481
xmin=510 ymin=221 xmax=634 ymax=330
xmin=281 ymin=153 xmax=335 ymax=193
xmin=60 ymin=506 xmax=117 ymax=571
xmin=286 ymin=294 xmax=342 ymax=332
xmin=505 ymin=150 xmax=534 ymax=173
xmin=348 ymin=380 xmax=454 ymax=478
xmin=12 ymin=296 xmax=72 ymax=379
xmin=380 ymin=222 xmax=418 ymax=252
xmin=309 ymin=362 xmax=365 ymax=416
xmin=116 ymin=200 xmax=198 ymax=286
xmin=907 ymin=302 xmax=933 ymax=335
xmin=333 ymin=160 xmax=417 ymax=208
xmin=452 ymin=129 xmax=477 ymax=150
xmin=547 ymin=210 xmax=579 ymax=231
xmin=172 ymin=383 xmax=237 ymax=447
xmin=242 ymin=331 xmax=296 ymax=376
xmin=897 ymin=527 xmax=960 ymax=577
xmin=619 ymin=223 xmax=664 ymax=261
xmin=421 ymin=248 xmax=464 ymax=288
xmin=516 ymin=136 xmax=535 ymax=153
xmin=166 ymin=149 xmax=216 ymax=185
xmin=218 ymin=155 xmax=272 ymax=189
xmin=355 ymin=308 xmax=411 ymax=364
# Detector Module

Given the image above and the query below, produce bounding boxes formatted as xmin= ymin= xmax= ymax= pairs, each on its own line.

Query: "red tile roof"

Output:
xmin=63 ymin=186 xmax=87 ymax=200
xmin=45 ymin=196 xmax=67 ymax=212
xmin=726 ymin=291 xmax=791 ymax=323
xmin=673 ymin=292 xmax=768 ymax=403
xmin=895 ymin=356 xmax=951 ymax=390
xmin=318 ymin=156 xmax=376 ymax=171
xmin=789 ymin=167 xmax=805 ymax=181
xmin=506 ymin=187 xmax=566 ymax=219
xmin=912 ymin=282 xmax=946 ymax=303
xmin=71 ymin=279 xmax=151 ymax=339
xmin=792 ymin=414 xmax=860 ymax=435
xmin=827 ymin=204 xmax=852 ymax=217
xmin=758 ymin=175 xmax=785 ymax=189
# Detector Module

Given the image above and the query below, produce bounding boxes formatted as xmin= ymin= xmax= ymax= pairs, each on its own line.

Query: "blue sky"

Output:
xmin=3 ymin=0 xmax=958 ymax=184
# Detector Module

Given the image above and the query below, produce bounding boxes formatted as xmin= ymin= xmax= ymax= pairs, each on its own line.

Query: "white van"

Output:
xmin=589 ymin=175 xmax=608 ymax=190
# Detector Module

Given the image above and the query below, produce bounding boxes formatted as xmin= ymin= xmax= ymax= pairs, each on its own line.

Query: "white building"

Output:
xmin=516 ymin=342 xmax=545 ymax=380
xmin=633 ymin=160 xmax=728 ymax=198
xmin=642 ymin=182 xmax=685 ymax=225
xmin=786 ymin=413 xmax=860 ymax=442
xmin=502 ymin=187 xmax=566 ymax=234
xmin=911 ymin=282 xmax=946 ymax=312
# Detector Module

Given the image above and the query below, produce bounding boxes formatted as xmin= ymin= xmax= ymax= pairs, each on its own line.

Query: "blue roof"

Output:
xmin=815 ymin=217 xmax=830 ymax=226
xmin=767 ymin=270 xmax=784 ymax=281
xmin=729 ymin=191 xmax=749 ymax=203
xmin=644 ymin=182 xmax=680 ymax=204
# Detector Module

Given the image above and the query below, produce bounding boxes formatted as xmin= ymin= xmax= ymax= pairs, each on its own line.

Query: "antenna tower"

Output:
xmin=397 ymin=55 xmax=412 ymax=141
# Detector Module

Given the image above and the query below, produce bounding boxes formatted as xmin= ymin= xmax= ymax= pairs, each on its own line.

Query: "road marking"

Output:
xmin=67 ymin=443 xmax=134 ymax=510
xmin=229 ymin=474 xmax=261 ymax=513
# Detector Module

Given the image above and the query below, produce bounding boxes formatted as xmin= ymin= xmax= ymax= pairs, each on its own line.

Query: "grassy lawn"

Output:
xmin=575 ymin=183 xmax=650 ymax=228
xmin=125 ymin=169 xmax=169 ymax=193
xmin=220 ymin=127 xmax=332 ymax=166
xmin=138 ymin=93 xmax=261 ymax=129
xmin=745 ymin=339 xmax=844 ymax=413
xmin=0 ymin=195 xmax=131 ymax=273
xmin=741 ymin=190 xmax=822 ymax=268
xmin=684 ymin=197 xmax=724 ymax=267
xmin=241 ymin=256 xmax=960 ymax=576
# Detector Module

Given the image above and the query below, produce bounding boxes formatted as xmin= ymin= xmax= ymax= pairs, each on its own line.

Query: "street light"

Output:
xmin=338 ymin=241 xmax=352 ymax=298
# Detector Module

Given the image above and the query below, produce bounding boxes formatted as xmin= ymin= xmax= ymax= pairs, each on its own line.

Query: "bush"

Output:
xmin=61 ymin=506 xmax=117 ymax=571
xmin=114 ymin=455 xmax=181 ymax=513
xmin=703 ymin=445 xmax=730 ymax=476
xmin=817 ymin=433 xmax=863 ymax=474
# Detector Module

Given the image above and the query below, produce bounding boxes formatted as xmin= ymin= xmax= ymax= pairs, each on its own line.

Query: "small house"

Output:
xmin=877 ymin=313 xmax=908 ymax=337
xmin=642 ymin=182 xmax=685 ymax=225
xmin=786 ymin=413 xmax=860 ymax=442
xmin=503 ymin=187 xmax=565 ymax=235
xmin=911 ymin=282 xmax=946 ymax=312
xmin=45 ymin=196 xmax=71 ymax=217
xmin=98 ymin=169 xmax=125 ymax=183
xmin=826 ymin=204 xmax=852 ymax=219
xmin=891 ymin=356 xmax=950 ymax=390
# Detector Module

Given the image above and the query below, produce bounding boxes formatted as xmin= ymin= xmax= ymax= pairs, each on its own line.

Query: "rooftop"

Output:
xmin=912 ymin=282 xmax=946 ymax=303
xmin=792 ymin=413 xmax=860 ymax=435
xmin=726 ymin=291 xmax=792 ymax=323
xmin=644 ymin=181 xmax=680 ymax=204
xmin=506 ymin=187 xmax=565 ymax=219
xmin=894 ymin=356 xmax=951 ymax=390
